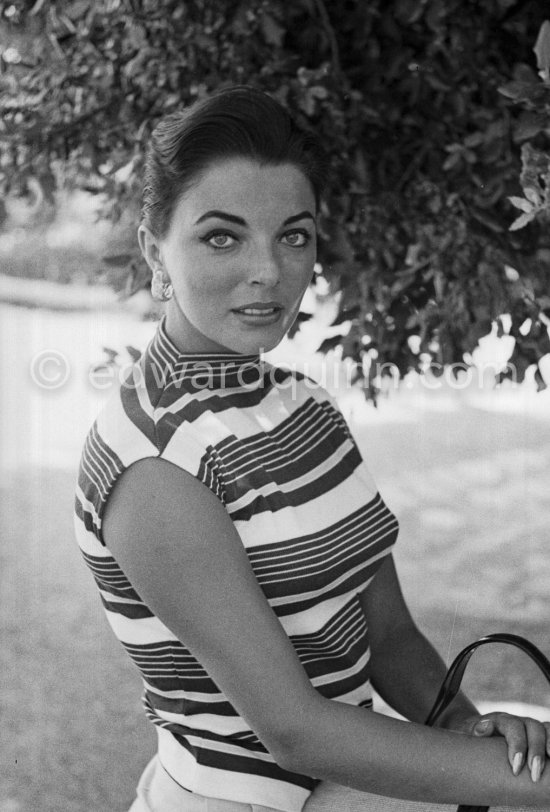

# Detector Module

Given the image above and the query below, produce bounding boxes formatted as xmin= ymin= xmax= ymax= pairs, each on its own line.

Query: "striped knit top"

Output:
xmin=74 ymin=317 xmax=399 ymax=812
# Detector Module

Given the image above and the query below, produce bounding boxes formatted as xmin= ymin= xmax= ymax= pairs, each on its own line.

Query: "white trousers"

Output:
xmin=128 ymin=756 xmax=281 ymax=811
xmin=128 ymin=755 xmax=544 ymax=812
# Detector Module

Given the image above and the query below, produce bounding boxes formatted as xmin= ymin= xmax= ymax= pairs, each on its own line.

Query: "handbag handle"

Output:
xmin=424 ymin=633 xmax=550 ymax=812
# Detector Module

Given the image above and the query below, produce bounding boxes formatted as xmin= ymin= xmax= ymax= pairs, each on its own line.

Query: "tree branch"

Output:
xmin=312 ymin=0 xmax=342 ymax=79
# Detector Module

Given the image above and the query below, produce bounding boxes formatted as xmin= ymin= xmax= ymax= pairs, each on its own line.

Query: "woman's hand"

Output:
xmin=451 ymin=711 xmax=550 ymax=782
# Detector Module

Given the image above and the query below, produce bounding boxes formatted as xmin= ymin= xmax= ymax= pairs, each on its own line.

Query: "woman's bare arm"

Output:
xmin=102 ymin=458 xmax=550 ymax=806
xmin=361 ymin=554 xmax=479 ymax=725
xmin=362 ymin=553 xmax=550 ymax=782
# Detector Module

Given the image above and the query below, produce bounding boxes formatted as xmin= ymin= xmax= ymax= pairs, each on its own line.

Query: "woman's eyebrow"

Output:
xmin=283 ymin=211 xmax=315 ymax=225
xmin=194 ymin=210 xmax=246 ymax=226
xmin=194 ymin=210 xmax=316 ymax=226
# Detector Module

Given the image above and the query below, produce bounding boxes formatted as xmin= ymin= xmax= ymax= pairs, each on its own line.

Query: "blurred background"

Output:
xmin=2 ymin=1 xmax=550 ymax=810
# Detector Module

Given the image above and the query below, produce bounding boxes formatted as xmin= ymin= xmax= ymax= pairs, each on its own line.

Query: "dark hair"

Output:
xmin=141 ymin=85 xmax=327 ymax=238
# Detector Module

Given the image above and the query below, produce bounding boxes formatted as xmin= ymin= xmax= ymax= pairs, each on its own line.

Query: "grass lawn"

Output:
xmin=1 ymin=468 xmax=155 ymax=812
xmin=2 ymin=396 xmax=550 ymax=811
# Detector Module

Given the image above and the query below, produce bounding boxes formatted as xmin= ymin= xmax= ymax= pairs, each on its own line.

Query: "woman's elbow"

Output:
xmin=269 ymin=732 xmax=314 ymax=775
xmin=256 ymin=705 xmax=321 ymax=774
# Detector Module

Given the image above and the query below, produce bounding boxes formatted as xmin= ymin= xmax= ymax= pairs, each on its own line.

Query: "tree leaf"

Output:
xmin=535 ymin=366 xmax=547 ymax=391
xmin=65 ymin=0 xmax=90 ymax=20
xmin=498 ymin=80 xmax=547 ymax=102
xmin=259 ymin=13 xmax=285 ymax=47
xmin=101 ymin=347 xmax=120 ymax=362
xmin=513 ymin=112 xmax=546 ymax=143
xmin=524 ymin=187 xmax=542 ymax=206
xmin=317 ymin=335 xmax=344 ymax=354
xmin=533 ymin=20 xmax=550 ymax=73
xmin=509 ymin=211 xmax=536 ymax=231
xmin=125 ymin=346 xmax=142 ymax=362
xmin=508 ymin=196 xmax=534 ymax=213
xmin=331 ymin=304 xmax=360 ymax=326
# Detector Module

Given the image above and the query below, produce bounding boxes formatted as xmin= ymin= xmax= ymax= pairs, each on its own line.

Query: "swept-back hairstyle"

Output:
xmin=141 ymin=85 xmax=327 ymax=237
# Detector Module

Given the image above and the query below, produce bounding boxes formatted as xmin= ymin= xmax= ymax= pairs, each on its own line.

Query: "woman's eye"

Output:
xmin=202 ymin=232 xmax=237 ymax=249
xmin=282 ymin=230 xmax=310 ymax=247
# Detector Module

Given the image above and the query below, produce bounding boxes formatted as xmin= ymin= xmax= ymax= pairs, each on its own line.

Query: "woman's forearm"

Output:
xmin=368 ymin=619 xmax=479 ymax=728
xmin=280 ymin=696 xmax=550 ymax=807
xmin=360 ymin=557 xmax=480 ymax=729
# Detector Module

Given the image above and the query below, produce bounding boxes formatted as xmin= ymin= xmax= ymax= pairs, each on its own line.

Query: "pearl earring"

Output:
xmin=151 ymin=267 xmax=173 ymax=302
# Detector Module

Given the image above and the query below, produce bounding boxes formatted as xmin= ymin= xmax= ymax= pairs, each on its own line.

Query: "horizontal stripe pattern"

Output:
xmin=77 ymin=422 xmax=125 ymax=540
xmin=74 ymin=316 xmax=398 ymax=812
xmin=248 ymin=495 xmax=398 ymax=610
xmin=155 ymin=727 xmax=314 ymax=812
xmin=81 ymin=550 xmax=141 ymax=599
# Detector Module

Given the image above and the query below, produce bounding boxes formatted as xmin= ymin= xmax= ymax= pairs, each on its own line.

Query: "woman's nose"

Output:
xmin=248 ymin=243 xmax=281 ymax=286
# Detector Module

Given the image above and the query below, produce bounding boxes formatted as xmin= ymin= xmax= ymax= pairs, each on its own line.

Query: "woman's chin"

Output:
xmin=220 ymin=323 xmax=289 ymax=356
xmin=227 ymin=335 xmax=285 ymax=356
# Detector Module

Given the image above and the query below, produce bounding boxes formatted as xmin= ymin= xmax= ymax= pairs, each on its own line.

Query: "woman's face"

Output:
xmin=139 ymin=158 xmax=317 ymax=354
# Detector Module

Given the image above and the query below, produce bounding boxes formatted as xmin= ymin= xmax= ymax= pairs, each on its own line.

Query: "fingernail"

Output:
xmin=531 ymin=756 xmax=543 ymax=783
xmin=513 ymin=752 xmax=523 ymax=776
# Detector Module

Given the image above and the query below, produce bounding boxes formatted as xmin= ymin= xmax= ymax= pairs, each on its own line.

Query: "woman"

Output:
xmin=74 ymin=86 xmax=550 ymax=811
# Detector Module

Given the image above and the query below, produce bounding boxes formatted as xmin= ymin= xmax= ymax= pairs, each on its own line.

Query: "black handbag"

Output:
xmin=424 ymin=633 xmax=550 ymax=812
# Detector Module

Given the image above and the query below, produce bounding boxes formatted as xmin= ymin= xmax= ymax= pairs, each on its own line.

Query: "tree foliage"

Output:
xmin=1 ymin=0 xmax=550 ymax=396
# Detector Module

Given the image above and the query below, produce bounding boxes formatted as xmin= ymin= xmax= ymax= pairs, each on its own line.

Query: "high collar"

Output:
xmin=144 ymin=316 xmax=264 ymax=391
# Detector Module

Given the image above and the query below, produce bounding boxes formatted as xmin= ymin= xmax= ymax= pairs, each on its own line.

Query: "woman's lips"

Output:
xmin=231 ymin=304 xmax=283 ymax=325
